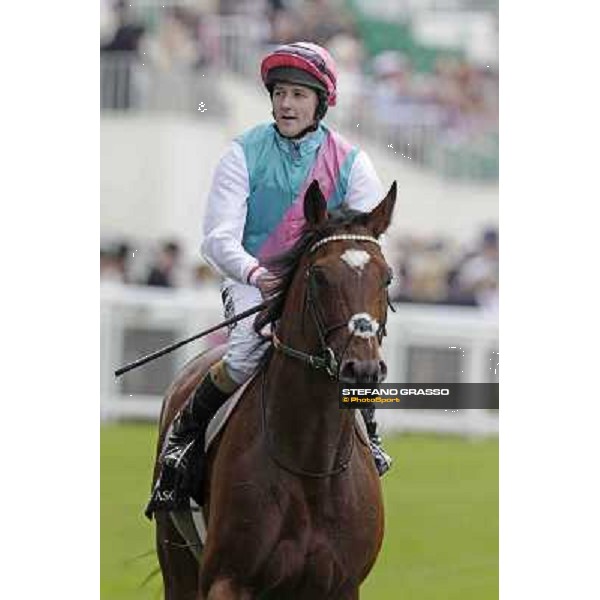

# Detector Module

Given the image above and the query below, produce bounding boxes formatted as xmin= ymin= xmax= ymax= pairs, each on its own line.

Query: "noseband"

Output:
xmin=273 ymin=234 xmax=391 ymax=380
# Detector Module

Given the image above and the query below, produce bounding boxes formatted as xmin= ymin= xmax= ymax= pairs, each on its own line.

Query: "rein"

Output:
xmin=260 ymin=370 xmax=355 ymax=478
xmin=272 ymin=234 xmax=388 ymax=381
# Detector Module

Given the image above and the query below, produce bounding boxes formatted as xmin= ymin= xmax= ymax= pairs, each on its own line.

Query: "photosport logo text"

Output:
xmin=337 ymin=384 xmax=499 ymax=410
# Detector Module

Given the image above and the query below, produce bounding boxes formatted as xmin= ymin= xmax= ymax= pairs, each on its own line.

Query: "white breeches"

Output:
xmin=220 ymin=279 xmax=271 ymax=385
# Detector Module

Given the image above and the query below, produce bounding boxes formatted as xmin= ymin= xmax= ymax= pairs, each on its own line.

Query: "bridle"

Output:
xmin=272 ymin=234 xmax=394 ymax=381
xmin=263 ymin=233 xmax=395 ymax=477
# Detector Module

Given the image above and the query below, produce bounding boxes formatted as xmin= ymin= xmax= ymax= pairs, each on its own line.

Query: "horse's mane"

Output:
xmin=254 ymin=206 xmax=371 ymax=333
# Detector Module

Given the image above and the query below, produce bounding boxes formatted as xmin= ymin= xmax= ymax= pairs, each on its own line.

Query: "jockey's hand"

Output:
xmin=256 ymin=270 xmax=279 ymax=300
xmin=248 ymin=267 xmax=278 ymax=299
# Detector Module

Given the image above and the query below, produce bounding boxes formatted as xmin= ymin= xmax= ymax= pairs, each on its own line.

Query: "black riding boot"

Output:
xmin=360 ymin=407 xmax=392 ymax=476
xmin=145 ymin=373 xmax=230 ymax=518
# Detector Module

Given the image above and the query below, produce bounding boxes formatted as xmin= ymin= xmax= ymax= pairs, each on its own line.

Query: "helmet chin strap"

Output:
xmin=273 ymin=121 xmax=319 ymax=140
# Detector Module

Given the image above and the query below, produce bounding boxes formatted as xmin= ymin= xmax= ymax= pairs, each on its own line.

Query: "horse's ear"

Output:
xmin=366 ymin=181 xmax=397 ymax=237
xmin=304 ymin=180 xmax=327 ymax=227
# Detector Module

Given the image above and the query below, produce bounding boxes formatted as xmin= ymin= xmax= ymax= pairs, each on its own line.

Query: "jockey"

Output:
xmin=148 ymin=42 xmax=392 ymax=515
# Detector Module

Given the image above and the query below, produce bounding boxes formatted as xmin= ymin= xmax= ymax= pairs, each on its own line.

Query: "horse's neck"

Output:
xmin=263 ymin=352 xmax=354 ymax=475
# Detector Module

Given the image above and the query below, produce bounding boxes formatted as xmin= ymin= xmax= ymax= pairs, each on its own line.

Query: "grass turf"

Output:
xmin=101 ymin=424 xmax=498 ymax=599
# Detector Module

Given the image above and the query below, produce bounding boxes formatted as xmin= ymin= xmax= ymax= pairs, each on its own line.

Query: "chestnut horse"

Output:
xmin=150 ymin=180 xmax=397 ymax=599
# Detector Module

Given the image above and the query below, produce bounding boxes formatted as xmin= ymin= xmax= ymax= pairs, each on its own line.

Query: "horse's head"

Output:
xmin=258 ymin=179 xmax=397 ymax=385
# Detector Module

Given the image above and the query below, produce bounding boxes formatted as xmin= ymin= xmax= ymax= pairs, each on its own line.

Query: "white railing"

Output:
xmin=101 ymin=283 xmax=498 ymax=435
xmin=100 ymin=53 xmax=226 ymax=115
xmin=100 ymin=15 xmax=264 ymax=113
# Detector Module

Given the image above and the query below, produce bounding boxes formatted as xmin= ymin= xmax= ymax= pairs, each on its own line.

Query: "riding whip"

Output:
xmin=114 ymin=300 xmax=269 ymax=378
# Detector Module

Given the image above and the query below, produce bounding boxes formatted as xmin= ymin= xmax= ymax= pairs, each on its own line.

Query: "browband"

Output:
xmin=309 ymin=234 xmax=380 ymax=254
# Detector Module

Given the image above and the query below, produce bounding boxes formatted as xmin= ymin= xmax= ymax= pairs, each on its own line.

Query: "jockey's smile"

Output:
xmin=272 ymin=82 xmax=319 ymax=138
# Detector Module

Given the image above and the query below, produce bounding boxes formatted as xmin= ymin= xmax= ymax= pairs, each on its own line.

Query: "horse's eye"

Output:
xmin=311 ymin=268 xmax=328 ymax=286
xmin=384 ymin=269 xmax=394 ymax=287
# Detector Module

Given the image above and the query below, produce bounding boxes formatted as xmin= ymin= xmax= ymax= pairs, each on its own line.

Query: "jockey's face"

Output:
xmin=272 ymin=82 xmax=319 ymax=138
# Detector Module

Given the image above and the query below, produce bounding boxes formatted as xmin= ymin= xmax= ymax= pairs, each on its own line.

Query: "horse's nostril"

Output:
xmin=340 ymin=360 xmax=386 ymax=384
xmin=340 ymin=360 xmax=357 ymax=382
xmin=356 ymin=318 xmax=370 ymax=332
xmin=379 ymin=361 xmax=388 ymax=381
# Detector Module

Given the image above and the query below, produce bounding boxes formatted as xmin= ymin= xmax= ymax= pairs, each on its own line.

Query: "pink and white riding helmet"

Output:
xmin=261 ymin=42 xmax=338 ymax=107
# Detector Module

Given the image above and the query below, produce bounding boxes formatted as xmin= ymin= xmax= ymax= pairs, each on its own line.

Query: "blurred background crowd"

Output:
xmin=101 ymin=0 xmax=498 ymax=313
xmin=101 ymin=226 xmax=498 ymax=313
xmin=101 ymin=0 xmax=498 ymax=179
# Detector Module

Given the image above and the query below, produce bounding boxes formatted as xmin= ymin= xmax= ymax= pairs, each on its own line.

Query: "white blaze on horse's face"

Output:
xmin=340 ymin=249 xmax=371 ymax=273
xmin=348 ymin=313 xmax=379 ymax=339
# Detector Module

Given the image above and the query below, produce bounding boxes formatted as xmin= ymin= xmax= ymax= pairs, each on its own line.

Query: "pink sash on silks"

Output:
xmin=257 ymin=130 xmax=355 ymax=264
